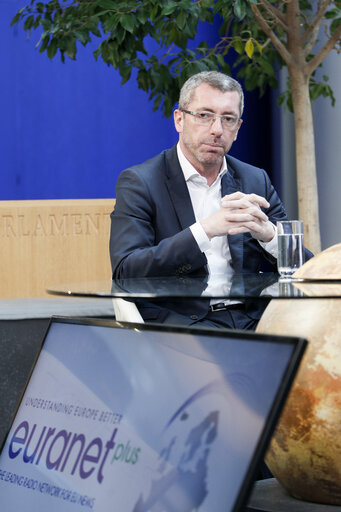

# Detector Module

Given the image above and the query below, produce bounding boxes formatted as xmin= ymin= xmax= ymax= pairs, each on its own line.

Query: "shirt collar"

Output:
xmin=176 ymin=142 xmax=227 ymax=183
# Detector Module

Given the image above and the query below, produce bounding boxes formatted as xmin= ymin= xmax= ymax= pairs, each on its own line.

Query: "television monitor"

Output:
xmin=0 ymin=317 xmax=306 ymax=511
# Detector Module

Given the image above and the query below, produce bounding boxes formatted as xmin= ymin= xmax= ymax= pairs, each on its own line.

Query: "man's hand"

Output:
xmin=200 ymin=191 xmax=275 ymax=242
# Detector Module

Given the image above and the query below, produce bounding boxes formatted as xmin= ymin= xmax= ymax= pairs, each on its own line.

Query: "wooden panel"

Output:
xmin=0 ymin=199 xmax=115 ymax=298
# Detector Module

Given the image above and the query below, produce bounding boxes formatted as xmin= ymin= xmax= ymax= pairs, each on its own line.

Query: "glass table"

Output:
xmin=46 ymin=273 xmax=341 ymax=512
xmin=47 ymin=272 xmax=341 ymax=300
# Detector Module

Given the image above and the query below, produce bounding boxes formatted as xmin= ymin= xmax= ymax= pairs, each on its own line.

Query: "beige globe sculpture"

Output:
xmin=256 ymin=243 xmax=341 ymax=505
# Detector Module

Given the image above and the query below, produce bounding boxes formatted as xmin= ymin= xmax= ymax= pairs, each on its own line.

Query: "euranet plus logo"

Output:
xmin=8 ymin=420 xmax=141 ymax=484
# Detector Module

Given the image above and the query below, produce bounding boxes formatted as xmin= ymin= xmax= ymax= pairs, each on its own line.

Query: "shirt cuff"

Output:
xmin=190 ymin=222 xmax=211 ymax=252
xmin=258 ymin=223 xmax=278 ymax=258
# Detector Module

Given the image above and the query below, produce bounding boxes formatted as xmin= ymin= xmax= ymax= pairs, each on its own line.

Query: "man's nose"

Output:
xmin=210 ymin=116 xmax=224 ymax=135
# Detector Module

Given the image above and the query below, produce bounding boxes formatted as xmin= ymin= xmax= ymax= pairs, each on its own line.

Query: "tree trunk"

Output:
xmin=288 ymin=67 xmax=321 ymax=254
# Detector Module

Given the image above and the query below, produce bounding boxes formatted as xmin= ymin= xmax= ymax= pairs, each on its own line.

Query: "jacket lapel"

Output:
xmin=164 ymin=146 xmax=196 ymax=230
xmin=222 ymin=160 xmax=244 ymax=273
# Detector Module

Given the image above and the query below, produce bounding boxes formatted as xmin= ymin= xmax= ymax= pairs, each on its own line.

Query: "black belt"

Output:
xmin=209 ymin=302 xmax=242 ymax=312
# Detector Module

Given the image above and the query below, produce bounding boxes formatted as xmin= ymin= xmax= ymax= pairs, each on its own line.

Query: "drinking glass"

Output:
xmin=277 ymin=220 xmax=304 ymax=277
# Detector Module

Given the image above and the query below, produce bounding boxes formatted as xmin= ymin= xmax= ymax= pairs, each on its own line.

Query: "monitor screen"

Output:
xmin=0 ymin=318 xmax=306 ymax=512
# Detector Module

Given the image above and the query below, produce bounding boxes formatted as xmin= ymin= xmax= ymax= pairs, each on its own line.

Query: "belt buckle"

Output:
xmin=211 ymin=302 xmax=227 ymax=312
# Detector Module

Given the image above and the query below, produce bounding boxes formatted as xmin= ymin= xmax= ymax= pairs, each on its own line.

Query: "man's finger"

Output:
xmin=247 ymin=193 xmax=270 ymax=209
xmin=221 ymin=192 xmax=270 ymax=210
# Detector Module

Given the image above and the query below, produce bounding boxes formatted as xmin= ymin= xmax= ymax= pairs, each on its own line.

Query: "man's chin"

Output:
xmin=199 ymin=152 xmax=224 ymax=165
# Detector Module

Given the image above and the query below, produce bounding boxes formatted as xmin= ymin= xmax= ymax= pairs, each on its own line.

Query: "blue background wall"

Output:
xmin=1 ymin=0 xmax=278 ymax=201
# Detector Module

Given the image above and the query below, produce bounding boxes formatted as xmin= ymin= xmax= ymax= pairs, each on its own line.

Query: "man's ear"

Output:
xmin=173 ymin=109 xmax=183 ymax=134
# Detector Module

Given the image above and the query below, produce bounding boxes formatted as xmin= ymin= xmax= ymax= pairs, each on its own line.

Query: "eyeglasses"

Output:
xmin=180 ymin=109 xmax=241 ymax=130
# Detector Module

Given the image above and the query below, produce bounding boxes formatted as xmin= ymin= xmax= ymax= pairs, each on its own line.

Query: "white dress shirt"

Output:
xmin=176 ymin=143 xmax=278 ymax=304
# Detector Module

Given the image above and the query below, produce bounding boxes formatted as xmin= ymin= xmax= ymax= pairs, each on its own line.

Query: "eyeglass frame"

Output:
xmin=180 ymin=109 xmax=242 ymax=130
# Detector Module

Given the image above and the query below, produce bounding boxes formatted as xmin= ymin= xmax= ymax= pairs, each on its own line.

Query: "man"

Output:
xmin=110 ymin=71 xmax=309 ymax=329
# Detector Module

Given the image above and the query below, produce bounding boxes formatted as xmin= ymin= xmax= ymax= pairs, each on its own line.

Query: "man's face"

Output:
xmin=174 ymin=83 xmax=242 ymax=175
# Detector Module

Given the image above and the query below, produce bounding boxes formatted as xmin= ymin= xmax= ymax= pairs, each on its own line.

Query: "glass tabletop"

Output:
xmin=47 ymin=273 xmax=341 ymax=300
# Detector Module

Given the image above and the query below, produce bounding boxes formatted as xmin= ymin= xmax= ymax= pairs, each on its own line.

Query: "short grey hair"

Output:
xmin=178 ymin=71 xmax=244 ymax=117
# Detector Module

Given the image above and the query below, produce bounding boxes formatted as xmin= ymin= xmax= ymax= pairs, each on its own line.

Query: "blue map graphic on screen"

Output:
xmin=133 ymin=382 xmax=221 ymax=511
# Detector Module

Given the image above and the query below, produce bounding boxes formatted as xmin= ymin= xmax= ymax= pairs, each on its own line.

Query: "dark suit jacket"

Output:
xmin=109 ymin=145 xmax=304 ymax=324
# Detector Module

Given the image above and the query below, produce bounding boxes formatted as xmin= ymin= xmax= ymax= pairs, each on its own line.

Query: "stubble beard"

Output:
xmin=186 ymin=140 xmax=226 ymax=172
xmin=182 ymin=129 xmax=226 ymax=164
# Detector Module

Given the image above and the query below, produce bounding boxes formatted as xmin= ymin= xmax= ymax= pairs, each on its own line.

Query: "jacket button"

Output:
xmin=190 ymin=315 xmax=198 ymax=321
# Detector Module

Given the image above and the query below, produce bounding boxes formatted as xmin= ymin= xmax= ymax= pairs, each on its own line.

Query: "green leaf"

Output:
xmin=183 ymin=14 xmax=199 ymax=38
xmin=176 ymin=10 xmax=187 ymax=30
xmin=137 ymin=69 xmax=150 ymax=93
xmin=90 ymin=22 xmax=102 ymax=38
xmin=33 ymin=15 xmax=41 ymax=29
xmin=24 ymin=14 xmax=35 ymax=30
xmin=216 ymin=18 xmax=225 ymax=37
xmin=216 ymin=53 xmax=226 ymax=68
xmin=93 ymin=45 xmax=101 ymax=61
xmin=299 ymin=0 xmax=312 ymax=11
xmin=310 ymin=84 xmax=321 ymax=100
xmin=102 ymin=16 xmax=117 ymax=33
xmin=150 ymin=4 xmax=159 ymax=22
xmin=161 ymin=2 xmax=177 ymax=16
xmin=255 ymin=40 xmax=262 ymax=54
xmin=276 ymin=93 xmax=285 ymax=107
xmin=200 ymin=8 xmax=214 ymax=24
xmin=115 ymin=25 xmax=126 ymax=45
xmin=95 ymin=0 xmax=114 ymax=9
xmin=47 ymin=38 xmax=58 ymax=58
xmin=309 ymin=80 xmax=336 ymax=106
xmin=170 ymin=25 xmax=188 ymax=49
xmin=11 ymin=12 xmax=22 ymax=26
xmin=74 ymin=30 xmax=91 ymax=45
xmin=234 ymin=0 xmax=247 ymax=20
xmin=153 ymin=94 xmax=163 ymax=111
xmin=64 ymin=38 xmax=77 ymax=60
xmin=36 ymin=2 xmax=45 ymax=14
xmin=120 ymin=65 xmax=132 ymax=85
xmin=258 ymin=57 xmax=275 ymax=76
xmin=233 ymin=37 xmax=243 ymax=54
xmin=41 ymin=17 xmax=51 ymax=30
xmin=330 ymin=17 xmax=341 ymax=34
xmin=120 ymin=13 xmax=135 ymax=33
xmin=325 ymin=8 xmax=339 ymax=19
xmin=136 ymin=7 xmax=148 ymax=24
xmin=39 ymin=34 xmax=50 ymax=53
xmin=245 ymin=39 xmax=254 ymax=59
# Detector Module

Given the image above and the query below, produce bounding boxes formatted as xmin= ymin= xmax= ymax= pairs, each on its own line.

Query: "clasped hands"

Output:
xmin=201 ymin=191 xmax=275 ymax=243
